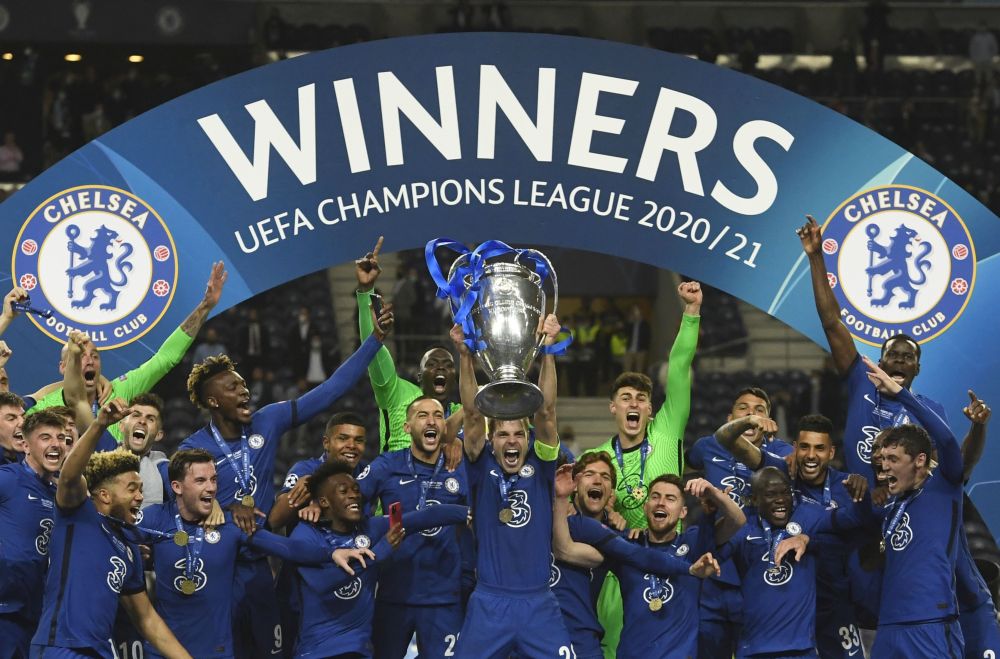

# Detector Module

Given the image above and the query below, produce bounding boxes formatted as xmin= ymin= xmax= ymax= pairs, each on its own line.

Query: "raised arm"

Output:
xmin=797 ymin=216 xmax=857 ymax=376
xmin=57 ymin=397 xmax=130 ymax=510
xmin=863 ymin=356 xmax=963 ymax=484
xmin=121 ymin=590 xmax=192 ymax=658
xmin=62 ymin=331 xmax=97 ymax=432
xmin=453 ymin=324 xmax=485 ymax=461
xmin=533 ymin=314 xmax=561 ymax=448
xmin=400 ymin=504 xmax=470 ymax=534
xmin=179 ymin=262 xmax=227 ymax=339
xmin=653 ymin=282 xmax=701 ymax=444
xmin=552 ymin=464 xmax=604 ymax=568
xmin=685 ymin=477 xmax=747 ymax=545
xmin=713 ymin=415 xmax=777 ymax=470
xmin=961 ymin=389 xmax=991 ymax=482
xmin=0 ymin=286 xmax=27 ymax=338
xmin=355 ymin=236 xmax=405 ymax=407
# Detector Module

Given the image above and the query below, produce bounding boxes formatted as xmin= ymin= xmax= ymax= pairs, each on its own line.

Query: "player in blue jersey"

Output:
xmin=356 ymin=395 xmax=469 ymax=659
xmin=451 ymin=315 xmax=577 ymax=659
xmin=748 ymin=414 xmax=872 ymax=659
xmin=685 ymin=386 xmax=793 ymax=659
xmin=137 ymin=448 xmax=360 ymax=658
xmin=179 ymin=309 xmax=390 ymax=659
xmin=269 ymin=411 xmax=370 ymax=658
xmin=0 ymin=391 xmax=24 ymax=464
xmin=603 ymin=473 xmax=742 ymax=658
xmin=864 ymin=357 xmax=967 ymax=658
xmin=799 ymin=216 xmax=999 ymax=657
xmin=31 ymin=398 xmax=191 ymax=659
xmin=270 ymin=411 xmax=371 ymax=530
xmin=291 ymin=459 xmax=470 ymax=658
xmin=0 ymin=410 xmax=65 ymax=658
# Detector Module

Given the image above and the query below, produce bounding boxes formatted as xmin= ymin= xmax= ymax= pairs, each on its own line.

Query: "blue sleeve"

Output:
xmin=897 ymin=388 xmax=963 ymax=484
xmin=298 ymin=534 xmax=395 ymax=593
xmin=687 ymin=439 xmax=705 ymax=469
xmin=95 ymin=430 xmax=119 ymax=453
xmin=714 ymin=525 xmax=746 ymax=566
xmin=292 ymin=335 xmax=382 ymax=424
xmin=790 ymin=501 xmax=826 ymax=537
xmin=21 ymin=396 xmax=36 ymax=410
xmin=0 ymin=468 xmax=14 ymax=503
xmin=571 ymin=516 xmax=690 ymax=577
xmin=123 ymin=542 xmax=146 ymax=594
xmin=760 ymin=449 xmax=790 ymax=474
xmin=246 ymin=529 xmax=331 ymax=564
xmin=401 ymin=505 xmax=469 ymax=533
xmin=356 ymin=456 xmax=388 ymax=503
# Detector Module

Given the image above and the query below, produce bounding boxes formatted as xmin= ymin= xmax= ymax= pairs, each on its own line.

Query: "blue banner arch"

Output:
xmin=1 ymin=33 xmax=998 ymax=527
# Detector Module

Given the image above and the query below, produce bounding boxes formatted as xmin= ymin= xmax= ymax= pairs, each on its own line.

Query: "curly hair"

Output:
xmin=186 ymin=354 xmax=238 ymax=408
xmin=83 ymin=448 xmax=140 ymax=493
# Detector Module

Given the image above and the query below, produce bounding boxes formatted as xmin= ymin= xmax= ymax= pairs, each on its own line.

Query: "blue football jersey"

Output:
xmin=356 ymin=448 xmax=468 ymax=606
xmin=292 ymin=505 xmax=468 ymax=657
xmin=613 ymin=522 xmax=713 ymax=658
xmin=179 ymin=335 xmax=380 ymax=515
xmin=688 ymin=434 xmax=792 ymax=588
xmin=0 ymin=462 xmax=57 ymax=621
xmin=877 ymin=388 xmax=964 ymax=626
xmin=31 ymin=498 xmax=146 ymax=658
xmin=136 ymin=503 xmax=329 ymax=658
xmin=841 ymin=355 xmax=948 ymax=476
xmin=720 ymin=506 xmax=825 ymax=657
xmin=467 ymin=444 xmax=556 ymax=591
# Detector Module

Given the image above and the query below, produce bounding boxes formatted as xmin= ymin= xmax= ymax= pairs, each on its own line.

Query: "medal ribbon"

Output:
xmin=642 ymin=531 xmax=666 ymax=600
xmin=209 ymin=422 xmax=252 ymax=501
xmin=101 ymin=512 xmax=176 ymax=545
xmin=760 ymin=517 xmax=788 ymax=569
xmin=319 ymin=526 xmax=361 ymax=551
xmin=405 ymin=450 xmax=445 ymax=510
xmin=174 ymin=516 xmax=205 ymax=585
xmin=495 ymin=471 xmax=520 ymax=510
xmin=794 ymin=472 xmax=832 ymax=508
xmin=613 ymin=436 xmax=650 ymax=499
xmin=881 ymin=492 xmax=913 ymax=548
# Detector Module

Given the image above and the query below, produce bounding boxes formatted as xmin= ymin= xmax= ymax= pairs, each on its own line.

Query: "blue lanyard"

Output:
xmin=405 ymin=450 xmax=445 ymax=510
xmin=174 ymin=516 xmax=205 ymax=582
xmin=495 ymin=471 xmax=520 ymax=508
xmin=882 ymin=492 xmax=914 ymax=545
xmin=613 ymin=436 xmax=650 ymax=498
xmin=874 ymin=392 xmax=913 ymax=430
xmin=209 ymin=423 xmax=252 ymax=495
xmin=760 ymin=517 xmax=788 ymax=569
xmin=642 ymin=531 xmax=674 ymax=598
xmin=794 ymin=472 xmax=832 ymax=508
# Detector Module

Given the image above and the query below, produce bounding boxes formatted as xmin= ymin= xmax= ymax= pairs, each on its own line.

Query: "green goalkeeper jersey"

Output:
xmin=357 ymin=290 xmax=461 ymax=453
xmin=588 ymin=313 xmax=699 ymax=529
xmin=29 ymin=327 xmax=194 ymax=442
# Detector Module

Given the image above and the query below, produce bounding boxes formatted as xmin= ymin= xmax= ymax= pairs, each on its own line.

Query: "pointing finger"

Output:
xmin=372 ymin=235 xmax=384 ymax=258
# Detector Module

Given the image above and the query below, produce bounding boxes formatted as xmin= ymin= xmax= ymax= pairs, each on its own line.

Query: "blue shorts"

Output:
xmin=232 ymin=558 xmax=282 ymax=659
xmin=872 ymin=619 xmax=964 ymax=659
xmin=373 ymin=600 xmax=463 ymax=659
xmin=0 ymin=612 xmax=33 ymax=659
xmin=454 ymin=584 xmax=572 ymax=659
xmin=699 ymin=579 xmax=742 ymax=659
xmin=959 ymin=600 xmax=1000 ymax=659
xmin=815 ymin=605 xmax=864 ymax=658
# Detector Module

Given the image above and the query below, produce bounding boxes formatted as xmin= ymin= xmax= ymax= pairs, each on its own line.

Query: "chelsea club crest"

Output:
xmin=12 ymin=185 xmax=178 ymax=349
xmin=821 ymin=185 xmax=975 ymax=346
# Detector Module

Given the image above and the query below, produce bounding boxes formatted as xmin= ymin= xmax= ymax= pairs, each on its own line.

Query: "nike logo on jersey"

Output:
xmin=711 ymin=457 xmax=728 ymax=463
xmin=746 ymin=535 xmax=763 ymax=541
xmin=864 ymin=394 xmax=876 ymax=406
xmin=27 ymin=494 xmax=39 ymax=500
xmin=399 ymin=478 xmax=416 ymax=485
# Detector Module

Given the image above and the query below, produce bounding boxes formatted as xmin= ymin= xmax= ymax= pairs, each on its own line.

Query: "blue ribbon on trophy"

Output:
xmin=425 ymin=238 xmax=572 ymax=419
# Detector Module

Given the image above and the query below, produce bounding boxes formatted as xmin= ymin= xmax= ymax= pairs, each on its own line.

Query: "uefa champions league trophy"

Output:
xmin=426 ymin=239 xmax=559 ymax=420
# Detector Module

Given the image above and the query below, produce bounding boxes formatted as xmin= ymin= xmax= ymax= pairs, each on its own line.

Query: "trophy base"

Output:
xmin=475 ymin=380 xmax=544 ymax=420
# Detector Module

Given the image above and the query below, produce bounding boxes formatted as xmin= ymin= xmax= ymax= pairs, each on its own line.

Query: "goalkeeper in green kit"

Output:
xmin=354 ymin=237 xmax=465 ymax=459
xmin=588 ymin=280 xmax=702 ymax=658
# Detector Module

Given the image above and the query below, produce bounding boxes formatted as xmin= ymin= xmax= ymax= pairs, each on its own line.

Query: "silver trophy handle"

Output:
xmin=518 ymin=249 xmax=558 ymax=351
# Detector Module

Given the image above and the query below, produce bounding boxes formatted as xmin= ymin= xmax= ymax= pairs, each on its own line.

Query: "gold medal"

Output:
xmin=179 ymin=578 xmax=197 ymax=595
xmin=499 ymin=508 xmax=514 ymax=524
xmin=879 ymin=539 xmax=886 ymax=554
xmin=632 ymin=486 xmax=646 ymax=501
xmin=173 ymin=530 xmax=189 ymax=547
xmin=241 ymin=495 xmax=255 ymax=508
xmin=648 ymin=597 xmax=663 ymax=612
